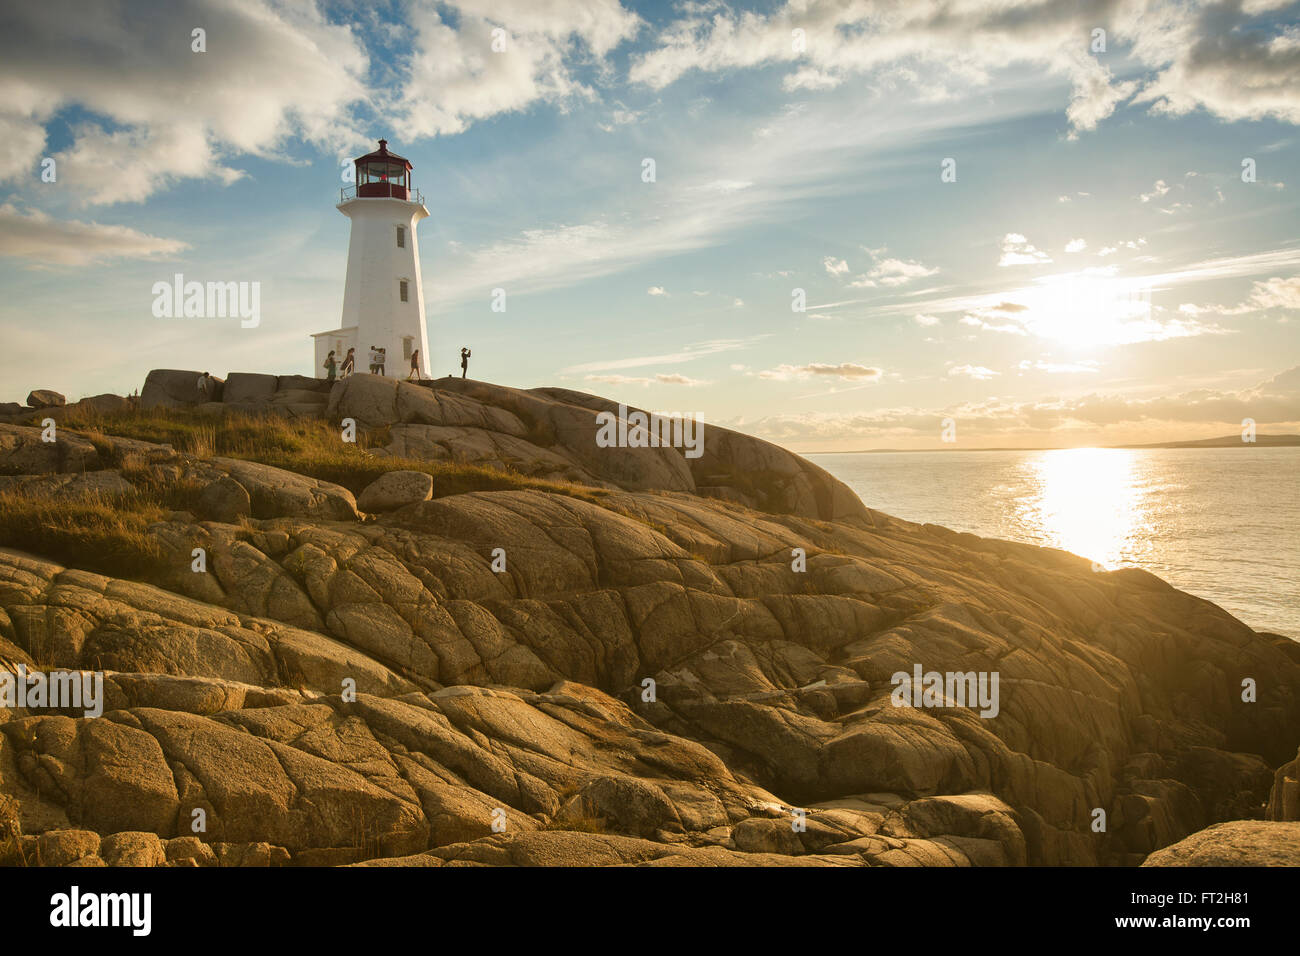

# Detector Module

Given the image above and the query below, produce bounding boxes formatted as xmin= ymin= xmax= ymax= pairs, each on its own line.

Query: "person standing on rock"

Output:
xmin=367 ymin=346 xmax=378 ymax=375
xmin=408 ymin=349 xmax=421 ymax=381
xmin=341 ymin=348 xmax=355 ymax=377
xmin=460 ymin=347 xmax=471 ymax=378
xmin=324 ymin=350 xmax=337 ymax=383
xmin=377 ymin=347 xmax=387 ymax=376
xmin=197 ymin=372 xmax=212 ymax=402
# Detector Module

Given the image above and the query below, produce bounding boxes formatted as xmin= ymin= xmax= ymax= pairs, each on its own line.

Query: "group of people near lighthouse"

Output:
xmin=323 ymin=344 xmax=470 ymax=382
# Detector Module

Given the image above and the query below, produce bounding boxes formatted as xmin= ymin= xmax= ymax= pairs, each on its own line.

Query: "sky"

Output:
xmin=0 ymin=0 xmax=1297 ymax=451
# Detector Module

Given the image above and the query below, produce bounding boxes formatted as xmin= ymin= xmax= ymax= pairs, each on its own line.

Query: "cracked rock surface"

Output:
xmin=0 ymin=375 xmax=1296 ymax=866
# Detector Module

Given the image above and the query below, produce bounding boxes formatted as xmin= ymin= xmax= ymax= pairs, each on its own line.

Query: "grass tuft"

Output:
xmin=0 ymin=488 xmax=170 ymax=578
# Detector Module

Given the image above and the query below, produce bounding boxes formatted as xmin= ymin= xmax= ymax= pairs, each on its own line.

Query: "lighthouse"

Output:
xmin=312 ymin=139 xmax=430 ymax=379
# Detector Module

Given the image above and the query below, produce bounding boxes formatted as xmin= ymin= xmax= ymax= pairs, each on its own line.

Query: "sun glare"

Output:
xmin=1017 ymin=447 xmax=1145 ymax=568
xmin=1016 ymin=273 xmax=1153 ymax=349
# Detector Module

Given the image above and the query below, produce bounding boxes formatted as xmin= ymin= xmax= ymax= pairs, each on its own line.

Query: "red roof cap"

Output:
xmin=354 ymin=138 xmax=412 ymax=169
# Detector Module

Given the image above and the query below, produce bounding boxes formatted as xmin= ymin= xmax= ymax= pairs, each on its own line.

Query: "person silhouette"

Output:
xmin=407 ymin=349 xmax=421 ymax=381
xmin=460 ymin=347 xmax=471 ymax=379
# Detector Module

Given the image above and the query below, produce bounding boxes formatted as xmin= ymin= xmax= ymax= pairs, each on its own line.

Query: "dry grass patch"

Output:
xmin=0 ymin=487 xmax=169 ymax=579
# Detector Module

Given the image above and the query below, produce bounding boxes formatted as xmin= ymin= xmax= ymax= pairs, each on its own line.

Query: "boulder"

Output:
xmin=26 ymin=389 xmax=65 ymax=408
xmin=276 ymin=375 xmax=332 ymax=394
xmin=271 ymin=389 xmax=329 ymax=406
xmin=208 ymin=457 xmax=358 ymax=520
xmin=326 ymin=374 xmax=399 ymax=427
xmin=37 ymin=829 xmax=101 ymax=866
xmin=141 ymin=369 xmax=224 ymax=409
xmin=1142 ymin=821 xmax=1300 ymax=866
xmin=100 ymin=831 xmax=167 ymax=867
xmin=0 ymin=403 xmax=23 ymax=417
xmin=197 ymin=475 xmax=252 ymax=523
xmin=76 ymin=393 xmax=131 ymax=415
xmin=0 ymin=423 xmax=100 ymax=473
xmin=164 ymin=836 xmax=218 ymax=867
xmin=357 ymin=470 xmax=434 ymax=512
xmin=222 ymin=373 xmax=278 ymax=405
xmin=561 ymin=776 xmax=679 ymax=838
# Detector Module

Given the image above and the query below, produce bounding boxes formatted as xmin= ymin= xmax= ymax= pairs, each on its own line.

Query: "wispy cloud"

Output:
xmin=0 ymin=203 xmax=189 ymax=266
xmin=563 ymin=337 xmax=762 ymax=373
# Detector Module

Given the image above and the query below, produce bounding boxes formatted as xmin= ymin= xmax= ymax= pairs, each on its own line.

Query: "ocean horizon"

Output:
xmin=813 ymin=445 xmax=1300 ymax=640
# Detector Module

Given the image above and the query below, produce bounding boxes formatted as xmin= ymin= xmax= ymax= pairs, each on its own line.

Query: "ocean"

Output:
xmin=810 ymin=447 xmax=1300 ymax=639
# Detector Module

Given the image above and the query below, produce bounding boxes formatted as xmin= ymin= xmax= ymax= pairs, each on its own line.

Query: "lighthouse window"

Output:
xmin=396 ymin=226 xmax=405 ymax=248
xmin=399 ymin=280 xmax=409 ymax=302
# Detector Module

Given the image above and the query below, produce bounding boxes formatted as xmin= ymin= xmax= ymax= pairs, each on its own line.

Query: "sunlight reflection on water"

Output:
xmin=1016 ymin=448 xmax=1144 ymax=569
xmin=810 ymin=446 xmax=1300 ymax=637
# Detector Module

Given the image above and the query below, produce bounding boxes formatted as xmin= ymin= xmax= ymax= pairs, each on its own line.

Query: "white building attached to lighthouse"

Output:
xmin=312 ymin=139 xmax=430 ymax=378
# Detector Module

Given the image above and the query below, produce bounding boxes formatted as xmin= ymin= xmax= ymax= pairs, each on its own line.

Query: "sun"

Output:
xmin=1018 ymin=272 xmax=1155 ymax=349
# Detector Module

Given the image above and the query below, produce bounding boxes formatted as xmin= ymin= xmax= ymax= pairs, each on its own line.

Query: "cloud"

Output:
xmin=1017 ymin=359 xmax=1101 ymax=374
xmin=1140 ymin=180 xmax=1171 ymax=203
xmin=0 ymin=203 xmax=189 ymax=266
xmin=1244 ymin=276 xmax=1300 ymax=310
xmin=0 ymin=0 xmax=643 ymax=204
xmin=647 ymin=286 xmax=667 ymax=295
xmin=585 ymin=372 xmax=710 ymax=387
xmin=1131 ymin=1 xmax=1300 ymax=125
xmin=1065 ymin=238 xmax=1087 ymax=253
xmin=564 ymin=337 xmax=759 ymax=373
xmin=998 ymin=233 xmax=1052 ymax=267
xmin=1097 ymin=238 xmax=1147 ymax=257
xmin=395 ymin=0 xmax=641 ymax=139
xmin=695 ymin=179 xmax=754 ymax=193
xmin=1180 ymin=276 xmax=1300 ymax=315
xmin=759 ymin=362 xmax=883 ymax=381
xmin=960 ymin=312 xmax=1030 ymax=334
xmin=865 ymin=256 xmax=939 ymax=286
xmin=914 ymin=314 xmax=941 ymax=326
xmin=0 ymin=0 xmax=372 ymax=203
xmin=598 ymin=102 xmax=645 ymax=131
xmin=949 ymin=364 xmax=1000 ymax=381
xmin=960 ymin=273 xmax=1231 ymax=345
xmin=834 ymin=247 xmax=938 ymax=288
xmin=628 ymin=0 xmax=1300 ymax=135
xmin=733 ymin=367 xmax=1300 ymax=445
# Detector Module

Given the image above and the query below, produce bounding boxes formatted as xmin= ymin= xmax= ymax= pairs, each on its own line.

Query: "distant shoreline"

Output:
xmin=803 ymin=434 xmax=1300 ymax=455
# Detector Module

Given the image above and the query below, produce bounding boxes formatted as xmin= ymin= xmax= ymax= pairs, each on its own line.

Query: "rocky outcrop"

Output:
xmin=1141 ymin=821 xmax=1300 ymax=866
xmin=324 ymin=375 xmax=865 ymax=521
xmin=141 ymin=369 xmax=223 ymax=409
xmin=26 ymin=390 xmax=64 ymax=409
xmin=0 ymin=374 xmax=1296 ymax=867
xmin=357 ymin=470 xmax=433 ymax=512
xmin=0 ymin=395 xmax=134 ymax=426
xmin=1266 ymin=746 xmax=1298 ymax=821
xmin=0 ymin=423 xmax=101 ymax=474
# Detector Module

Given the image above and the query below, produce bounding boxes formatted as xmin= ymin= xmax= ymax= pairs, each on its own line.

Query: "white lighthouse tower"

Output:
xmin=312 ymin=139 xmax=430 ymax=379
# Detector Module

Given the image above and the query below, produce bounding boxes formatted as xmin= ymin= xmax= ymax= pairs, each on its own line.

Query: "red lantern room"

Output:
xmin=353 ymin=138 xmax=412 ymax=200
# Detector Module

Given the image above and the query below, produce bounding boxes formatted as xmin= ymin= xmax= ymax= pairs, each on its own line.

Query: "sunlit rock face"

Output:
xmin=0 ymin=375 xmax=1295 ymax=867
